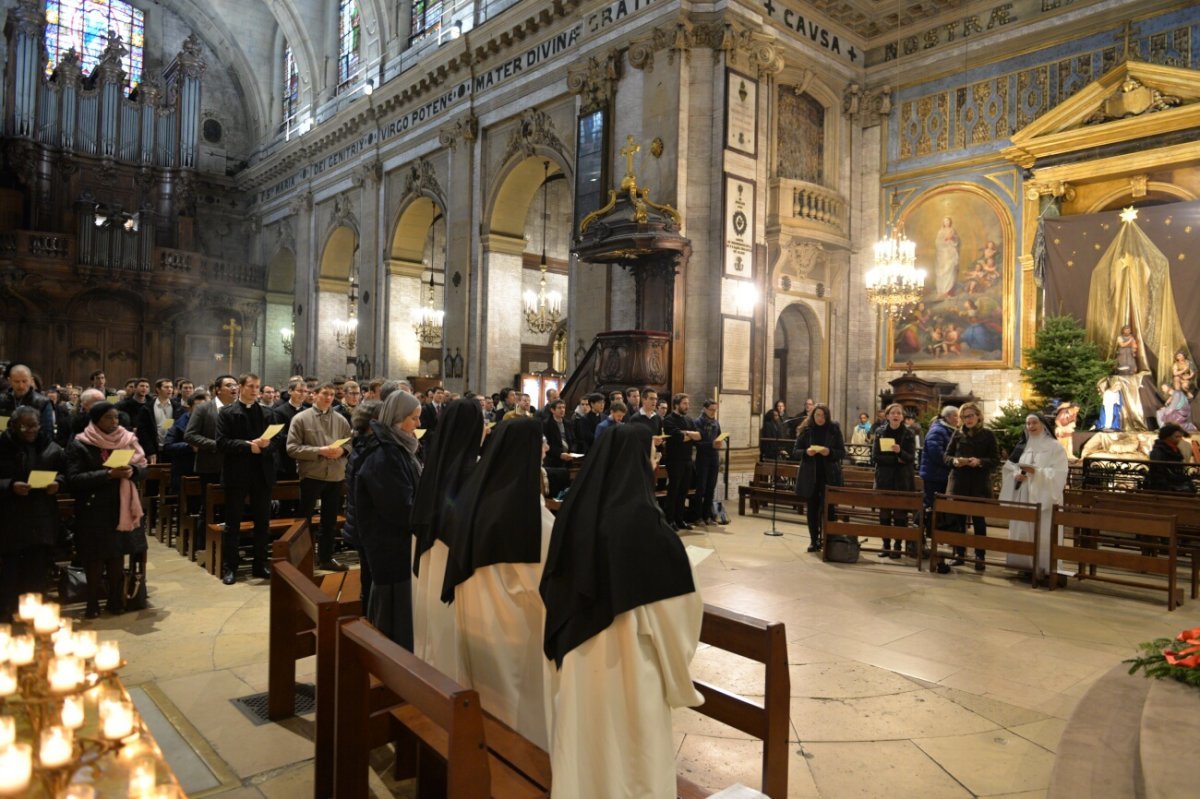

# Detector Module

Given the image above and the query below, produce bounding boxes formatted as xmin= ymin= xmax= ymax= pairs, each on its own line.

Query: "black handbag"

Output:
xmin=124 ymin=564 xmax=148 ymax=611
xmin=57 ymin=565 xmax=88 ymax=604
xmin=825 ymin=535 xmax=860 ymax=563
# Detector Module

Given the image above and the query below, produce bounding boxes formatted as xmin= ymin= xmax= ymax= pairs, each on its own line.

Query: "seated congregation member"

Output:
xmin=943 ymin=401 xmax=998 ymax=569
xmin=410 ymin=398 xmax=483 ymax=675
xmin=344 ymin=400 xmax=382 ymax=609
xmin=215 ymin=374 xmax=278 ymax=585
xmin=793 ymin=404 xmax=844 ymax=552
xmin=1001 ymin=414 xmax=1069 ymax=579
xmin=759 ymin=408 xmax=786 ymax=461
xmin=691 ymin=399 xmax=724 ymax=525
xmin=593 ymin=401 xmax=626 ymax=441
xmin=1146 ymin=423 xmax=1194 ymax=493
xmin=66 ymin=402 xmax=147 ymax=618
xmin=355 ymin=390 xmax=423 ymax=649
xmin=441 ymin=417 xmax=552 ymax=748
xmin=663 ymin=393 xmax=701 ymax=530
xmin=286 ymin=382 xmax=352 ymax=571
xmin=0 ymin=406 xmax=67 ymax=619
xmin=872 ymin=403 xmax=917 ymax=559
xmin=540 ymin=424 xmax=703 ymax=798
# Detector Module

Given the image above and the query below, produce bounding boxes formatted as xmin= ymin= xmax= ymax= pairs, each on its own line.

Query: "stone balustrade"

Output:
xmin=770 ymin=178 xmax=848 ymax=238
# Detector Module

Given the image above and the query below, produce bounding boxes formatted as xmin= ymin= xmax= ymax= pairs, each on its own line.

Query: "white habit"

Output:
xmin=453 ymin=502 xmax=555 ymax=749
xmin=412 ymin=540 xmax=460 ymax=680
xmin=1000 ymin=435 xmax=1069 ymax=577
xmin=547 ymin=586 xmax=704 ymax=798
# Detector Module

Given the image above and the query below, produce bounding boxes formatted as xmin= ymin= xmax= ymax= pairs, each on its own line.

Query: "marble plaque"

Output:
xmin=725 ymin=70 xmax=758 ymax=157
xmin=721 ymin=317 xmax=752 ymax=392
xmin=723 ymin=175 xmax=755 ymax=277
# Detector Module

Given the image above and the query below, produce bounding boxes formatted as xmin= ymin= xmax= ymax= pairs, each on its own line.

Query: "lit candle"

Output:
xmin=101 ymin=700 xmax=134 ymax=741
xmin=0 ymin=625 xmax=11 ymax=656
xmin=33 ymin=602 xmax=61 ymax=634
xmin=61 ymin=696 xmax=85 ymax=730
xmin=128 ymin=758 xmax=156 ymax=796
xmin=63 ymin=785 xmax=96 ymax=799
xmin=53 ymin=632 xmax=75 ymax=657
xmin=0 ymin=718 xmax=12 ymax=749
xmin=48 ymin=656 xmax=84 ymax=693
xmin=72 ymin=631 xmax=98 ymax=660
xmin=151 ymin=785 xmax=179 ymax=799
xmin=6 ymin=637 xmax=31 ymax=667
xmin=39 ymin=726 xmax=73 ymax=769
xmin=17 ymin=594 xmax=42 ymax=622
xmin=0 ymin=668 xmax=13 ymax=699
xmin=0 ymin=743 xmax=32 ymax=795
xmin=94 ymin=641 xmax=121 ymax=672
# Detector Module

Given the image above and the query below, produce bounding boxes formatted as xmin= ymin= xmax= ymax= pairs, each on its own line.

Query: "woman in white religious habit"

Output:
xmin=540 ymin=423 xmax=703 ymax=798
xmin=440 ymin=416 xmax=553 ymax=748
xmin=1001 ymin=414 xmax=1068 ymax=582
xmin=409 ymin=398 xmax=483 ymax=679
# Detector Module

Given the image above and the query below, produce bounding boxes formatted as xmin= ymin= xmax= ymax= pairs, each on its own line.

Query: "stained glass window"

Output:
xmin=337 ymin=0 xmax=360 ymax=91
xmin=410 ymin=0 xmax=443 ymax=45
xmin=283 ymin=43 xmax=299 ymax=137
xmin=44 ymin=0 xmax=145 ymax=93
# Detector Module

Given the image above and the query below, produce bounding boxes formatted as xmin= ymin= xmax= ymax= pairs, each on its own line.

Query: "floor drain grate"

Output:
xmin=230 ymin=684 xmax=316 ymax=726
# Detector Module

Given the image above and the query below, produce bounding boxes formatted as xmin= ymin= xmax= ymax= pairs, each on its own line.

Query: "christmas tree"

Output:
xmin=1020 ymin=315 xmax=1113 ymax=423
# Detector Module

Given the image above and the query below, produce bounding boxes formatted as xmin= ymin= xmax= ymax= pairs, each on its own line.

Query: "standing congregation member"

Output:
xmin=594 ymin=401 xmax=626 ymax=441
xmin=1146 ymin=423 xmax=1194 ymax=493
xmin=286 ymin=382 xmax=352 ymax=571
xmin=692 ymin=399 xmax=724 ymax=525
xmin=759 ymin=408 xmax=786 ymax=461
xmin=150 ymin=378 xmax=176 ymax=452
xmin=792 ymin=404 xmax=844 ymax=552
xmin=420 ymin=386 xmax=445 ymax=432
xmin=920 ymin=406 xmax=959 ymax=535
xmin=943 ymin=401 xmax=999 ymax=570
xmin=441 ymin=418 xmax=552 ymax=748
xmin=185 ymin=375 xmax=238 ymax=555
xmin=576 ymin=392 xmax=605 ymax=454
xmin=410 ymin=398 xmax=483 ymax=675
xmin=116 ymin=378 xmax=159 ymax=462
xmin=273 ymin=379 xmax=310 ymax=484
xmin=872 ymin=403 xmax=917 ymax=559
xmin=66 ymin=402 xmax=146 ymax=618
xmin=90 ymin=370 xmax=117 ymax=398
xmin=344 ymin=400 xmax=382 ymax=609
xmin=540 ymin=424 xmax=703 ymax=798
xmin=355 ymin=390 xmax=423 ymax=648
xmin=628 ymin=388 xmax=664 ymax=436
xmin=163 ymin=390 xmax=207 ymax=498
xmin=215 ymin=374 xmax=277 ymax=585
xmin=0 ymin=407 xmax=67 ymax=619
xmin=1001 ymin=414 xmax=1068 ymax=580
xmin=663 ymin=393 xmax=701 ymax=530
xmin=542 ymin=399 xmax=575 ymax=498
xmin=0 ymin=364 xmax=55 ymax=434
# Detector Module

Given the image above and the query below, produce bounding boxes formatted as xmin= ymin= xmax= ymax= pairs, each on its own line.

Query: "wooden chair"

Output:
xmin=176 ymin=475 xmax=202 ymax=560
xmin=1051 ymin=504 xmax=1180 ymax=610
xmin=737 ymin=461 xmax=803 ymax=516
xmin=929 ymin=494 xmax=1043 ymax=585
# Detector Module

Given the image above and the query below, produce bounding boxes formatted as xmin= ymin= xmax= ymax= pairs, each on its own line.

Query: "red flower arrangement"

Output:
xmin=1126 ymin=625 xmax=1200 ymax=687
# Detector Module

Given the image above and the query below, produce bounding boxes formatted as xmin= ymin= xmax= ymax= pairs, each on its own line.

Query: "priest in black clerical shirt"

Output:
xmin=662 ymin=393 xmax=701 ymax=530
xmin=215 ymin=373 xmax=277 ymax=585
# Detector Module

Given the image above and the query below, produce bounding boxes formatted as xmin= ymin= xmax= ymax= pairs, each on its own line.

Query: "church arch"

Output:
xmin=316 ymin=225 xmax=358 ymax=378
xmin=1087 ymin=182 xmax=1197 ymax=214
xmin=774 ymin=301 xmax=823 ymax=413
xmin=387 ymin=196 xmax=447 ymax=379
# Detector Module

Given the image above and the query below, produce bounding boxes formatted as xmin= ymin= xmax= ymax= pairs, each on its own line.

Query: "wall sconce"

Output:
xmin=734 ymin=281 xmax=759 ymax=316
xmin=280 ymin=325 xmax=294 ymax=355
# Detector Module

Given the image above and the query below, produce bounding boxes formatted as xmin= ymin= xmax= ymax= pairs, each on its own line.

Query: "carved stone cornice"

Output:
xmin=287 ymin=190 xmax=313 ymax=216
xmin=503 ymin=108 xmax=567 ymax=164
xmin=1023 ymin=180 xmax=1075 ymax=202
xmin=567 ymin=49 xmax=621 ymax=114
xmin=629 ymin=19 xmax=783 ymax=76
xmin=437 ymin=114 xmax=478 ymax=149
xmin=354 ymin=158 xmax=383 ymax=187
xmin=843 ymin=82 xmax=892 ymax=127
xmin=329 ymin=192 xmax=357 ymax=233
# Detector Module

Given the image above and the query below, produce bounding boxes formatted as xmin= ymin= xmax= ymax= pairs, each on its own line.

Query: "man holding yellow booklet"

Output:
xmin=286 ymin=382 xmax=352 ymax=571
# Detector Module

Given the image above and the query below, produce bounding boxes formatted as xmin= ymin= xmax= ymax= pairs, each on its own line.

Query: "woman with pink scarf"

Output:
xmin=66 ymin=402 xmax=147 ymax=618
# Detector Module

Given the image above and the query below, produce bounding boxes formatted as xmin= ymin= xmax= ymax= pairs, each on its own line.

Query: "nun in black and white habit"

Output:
xmin=410 ymin=398 xmax=484 ymax=679
xmin=540 ymin=423 xmax=704 ymax=798
xmin=441 ymin=416 xmax=554 ymax=749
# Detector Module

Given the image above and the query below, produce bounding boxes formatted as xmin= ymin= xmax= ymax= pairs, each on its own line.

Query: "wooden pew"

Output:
xmin=1062 ymin=488 xmax=1200 ymax=599
xmin=203 ymin=480 xmax=305 ymax=576
xmin=268 ymin=520 xmax=364 ymax=799
xmin=1050 ymin=504 xmax=1180 ymax=610
xmin=823 ymin=487 xmax=925 ymax=569
xmin=929 ymin=495 xmax=1044 ymax=584
xmin=176 ymin=476 xmax=202 ymax=560
xmin=737 ymin=461 xmax=803 ymax=516
xmin=333 ymin=603 xmax=791 ymax=798
xmin=140 ymin=463 xmax=172 ymax=543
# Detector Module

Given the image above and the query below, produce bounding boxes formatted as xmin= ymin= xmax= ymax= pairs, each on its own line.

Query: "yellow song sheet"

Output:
xmin=260 ymin=424 xmax=285 ymax=440
xmin=878 ymin=438 xmax=896 ymax=451
xmin=0 ymin=417 xmax=8 ymax=431
xmin=160 ymin=417 xmax=174 ymax=430
xmin=103 ymin=450 xmax=135 ymax=468
xmin=28 ymin=471 xmax=57 ymax=489
xmin=714 ymin=432 xmax=730 ymax=443
xmin=330 ymin=437 xmax=351 ymax=449
xmin=415 ymin=429 xmax=427 ymax=440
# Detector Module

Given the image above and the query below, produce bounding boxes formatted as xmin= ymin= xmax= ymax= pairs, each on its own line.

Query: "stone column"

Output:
xmin=290 ymin=191 xmax=315 ymax=374
xmin=354 ymin=160 xmax=384 ymax=379
xmin=438 ymin=118 xmax=477 ymax=392
xmin=478 ymin=235 xmax=526 ymax=392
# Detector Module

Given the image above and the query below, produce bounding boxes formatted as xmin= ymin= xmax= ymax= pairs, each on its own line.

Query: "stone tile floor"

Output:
xmin=87 ymin=509 xmax=1192 ymax=797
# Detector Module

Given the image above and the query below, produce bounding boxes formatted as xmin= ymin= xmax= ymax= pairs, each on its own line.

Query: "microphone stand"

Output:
xmin=762 ymin=435 xmax=795 ymax=538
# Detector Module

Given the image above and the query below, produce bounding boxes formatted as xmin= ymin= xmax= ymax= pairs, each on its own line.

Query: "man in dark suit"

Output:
xmin=214 ymin=373 xmax=277 ymax=584
xmin=576 ymin=393 xmax=605 ymax=454
xmin=185 ymin=374 xmax=238 ymax=555
xmin=662 ymin=393 xmax=701 ymax=530
xmin=420 ymin=386 xmax=445 ymax=433
xmin=542 ymin=399 xmax=574 ymax=498
xmin=115 ymin=377 xmax=159 ymax=462
xmin=627 ymin=388 xmax=664 ymax=436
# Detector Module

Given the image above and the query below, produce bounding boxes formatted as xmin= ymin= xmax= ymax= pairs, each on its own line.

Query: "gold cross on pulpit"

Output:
xmin=620 ymin=135 xmax=640 ymax=180
xmin=222 ymin=317 xmax=241 ymax=363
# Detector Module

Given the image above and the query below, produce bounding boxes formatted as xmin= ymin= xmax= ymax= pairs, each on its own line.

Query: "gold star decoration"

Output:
xmin=1119 ymin=206 xmax=1138 ymax=223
